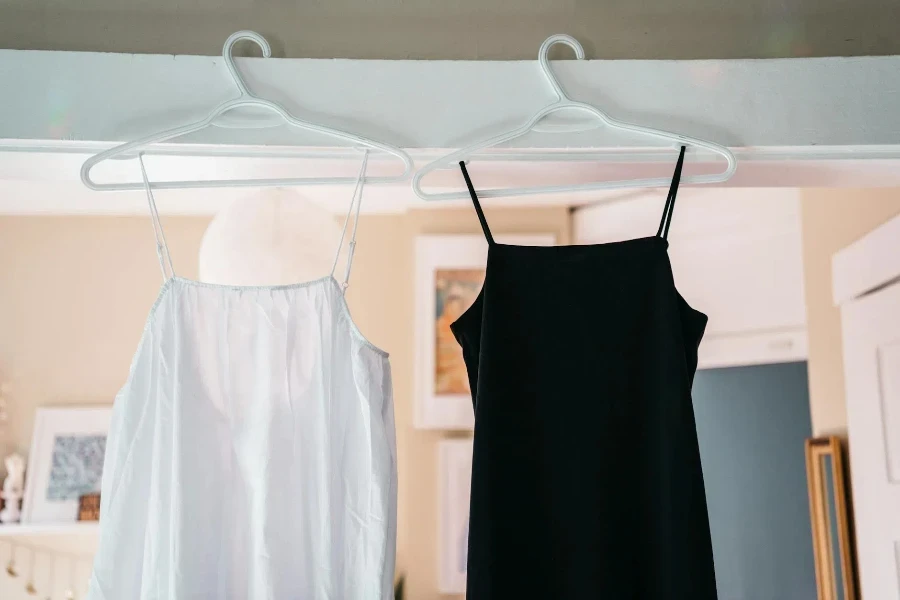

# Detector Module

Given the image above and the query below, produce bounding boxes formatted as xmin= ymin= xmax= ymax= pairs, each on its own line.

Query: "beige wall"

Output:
xmin=800 ymin=189 xmax=900 ymax=438
xmin=0 ymin=206 xmax=569 ymax=599
xmin=1 ymin=0 xmax=899 ymax=59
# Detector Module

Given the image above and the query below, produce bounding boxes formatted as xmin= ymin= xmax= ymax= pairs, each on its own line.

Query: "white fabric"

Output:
xmin=88 ymin=277 xmax=396 ymax=600
xmin=88 ymin=154 xmax=396 ymax=600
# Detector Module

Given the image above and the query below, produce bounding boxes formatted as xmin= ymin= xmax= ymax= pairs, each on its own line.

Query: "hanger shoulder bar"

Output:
xmin=411 ymin=33 xmax=736 ymax=201
xmin=82 ymin=30 xmax=413 ymax=191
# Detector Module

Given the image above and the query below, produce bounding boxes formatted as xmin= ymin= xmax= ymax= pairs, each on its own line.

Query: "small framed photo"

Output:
xmin=78 ymin=493 xmax=102 ymax=522
xmin=438 ymin=439 xmax=474 ymax=594
xmin=22 ymin=407 xmax=112 ymax=524
xmin=414 ymin=234 xmax=555 ymax=429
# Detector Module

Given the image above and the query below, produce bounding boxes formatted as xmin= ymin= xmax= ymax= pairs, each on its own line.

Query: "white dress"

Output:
xmin=88 ymin=155 xmax=397 ymax=600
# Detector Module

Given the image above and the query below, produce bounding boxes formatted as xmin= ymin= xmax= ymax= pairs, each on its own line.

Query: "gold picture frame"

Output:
xmin=805 ymin=436 xmax=857 ymax=600
xmin=413 ymin=234 xmax=555 ymax=429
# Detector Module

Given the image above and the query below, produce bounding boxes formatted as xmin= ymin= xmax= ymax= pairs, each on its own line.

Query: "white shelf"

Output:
xmin=0 ymin=522 xmax=99 ymax=537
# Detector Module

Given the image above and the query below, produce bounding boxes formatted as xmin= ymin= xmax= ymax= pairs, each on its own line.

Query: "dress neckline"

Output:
xmin=490 ymin=236 xmax=668 ymax=252
xmin=170 ymin=274 xmax=339 ymax=293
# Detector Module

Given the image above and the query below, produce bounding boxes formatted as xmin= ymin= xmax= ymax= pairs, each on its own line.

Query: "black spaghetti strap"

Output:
xmin=657 ymin=145 xmax=687 ymax=240
xmin=459 ymin=161 xmax=495 ymax=245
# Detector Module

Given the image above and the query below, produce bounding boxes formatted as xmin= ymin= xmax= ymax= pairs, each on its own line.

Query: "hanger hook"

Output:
xmin=222 ymin=30 xmax=272 ymax=96
xmin=538 ymin=34 xmax=585 ymax=102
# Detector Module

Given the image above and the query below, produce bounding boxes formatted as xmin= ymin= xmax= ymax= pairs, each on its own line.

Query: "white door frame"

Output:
xmin=832 ymin=212 xmax=900 ymax=600
xmin=833 ymin=214 xmax=900 ymax=306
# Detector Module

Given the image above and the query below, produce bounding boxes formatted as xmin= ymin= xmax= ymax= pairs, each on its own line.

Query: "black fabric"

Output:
xmin=459 ymin=159 xmax=495 ymax=245
xmin=657 ymin=145 xmax=687 ymax=240
xmin=452 ymin=149 xmax=717 ymax=599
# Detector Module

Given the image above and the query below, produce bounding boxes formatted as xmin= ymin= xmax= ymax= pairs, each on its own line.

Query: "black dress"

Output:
xmin=451 ymin=147 xmax=718 ymax=599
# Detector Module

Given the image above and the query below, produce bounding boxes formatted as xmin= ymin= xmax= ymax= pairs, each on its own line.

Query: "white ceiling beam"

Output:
xmin=2 ymin=50 xmax=899 ymax=151
xmin=2 ymin=50 xmax=900 ymax=213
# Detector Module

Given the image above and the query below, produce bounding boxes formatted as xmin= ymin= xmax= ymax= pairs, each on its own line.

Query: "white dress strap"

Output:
xmin=330 ymin=150 xmax=369 ymax=292
xmin=137 ymin=153 xmax=176 ymax=281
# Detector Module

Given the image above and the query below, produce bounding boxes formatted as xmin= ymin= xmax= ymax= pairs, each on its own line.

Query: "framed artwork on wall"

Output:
xmin=414 ymin=234 xmax=555 ymax=429
xmin=805 ymin=436 xmax=858 ymax=600
xmin=22 ymin=407 xmax=112 ymax=524
xmin=438 ymin=439 xmax=473 ymax=594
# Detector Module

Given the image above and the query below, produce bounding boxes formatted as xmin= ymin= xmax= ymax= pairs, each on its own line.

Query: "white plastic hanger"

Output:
xmin=81 ymin=30 xmax=413 ymax=191
xmin=412 ymin=34 xmax=737 ymax=201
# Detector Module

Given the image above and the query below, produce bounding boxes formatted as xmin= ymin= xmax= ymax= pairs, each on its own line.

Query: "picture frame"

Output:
xmin=438 ymin=439 xmax=473 ymax=594
xmin=414 ymin=234 xmax=556 ymax=429
xmin=805 ymin=436 xmax=858 ymax=600
xmin=22 ymin=407 xmax=112 ymax=524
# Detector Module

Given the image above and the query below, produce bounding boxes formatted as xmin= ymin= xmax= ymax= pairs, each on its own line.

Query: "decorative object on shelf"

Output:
xmin=414 ymin=234 xmax=555 ymax=429
xmin=805 ymin=436 xmax=858 ymax=600
xmin=438 ymin=439 xmax=473 ymax=594
xmin=22 ymin=407 xmax=112 ymax=524
xmin=0 ymin=453 xmax=25 ymax=524
xmin=0 ymin=541 xmax=90 ymax=599
xmin=25 ymin=548 xmax=37 ymax=595
xmin=199 ymin=188 xmax=342 ymax=287
xmin=45 ymin=550 xmax=55 ymax=600
xmin=5 ymin=541 xmax=17 ymax=577
xmin=64 ymin=557 xmax=76 ymax=600
xmin=76 ymin=494 xmax=100 ymax=522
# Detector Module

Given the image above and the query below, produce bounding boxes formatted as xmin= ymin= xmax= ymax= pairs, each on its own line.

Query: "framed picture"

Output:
xmin=438 ymin=439 xmax=473 ymax=594
xmin=22 ymin=407 xmax=112 ymax=524
xmin=414 ymin=234 xmax=556 ymax=429
xmin=805 ymin=436 xmax=858 ymax=600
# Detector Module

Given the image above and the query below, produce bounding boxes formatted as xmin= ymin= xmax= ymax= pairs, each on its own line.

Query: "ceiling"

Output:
xmin=1 ymin=0 xmax=898 ymax=60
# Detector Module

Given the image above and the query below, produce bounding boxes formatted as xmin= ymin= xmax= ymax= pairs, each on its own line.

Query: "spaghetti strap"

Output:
xmin=330 ymin=150 xmax=369 ymax=292
xmin=459 ymin=161 xmax=495 ymax=246
xmin=137 ymin=153 xmax=176 ymax=281
xmin=656 ymin=145 xmax=687 ymax=240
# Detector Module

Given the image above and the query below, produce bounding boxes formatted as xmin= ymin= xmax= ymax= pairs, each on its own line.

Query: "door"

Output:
xmin=840 ymin=278 xmax=900 ymax=599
